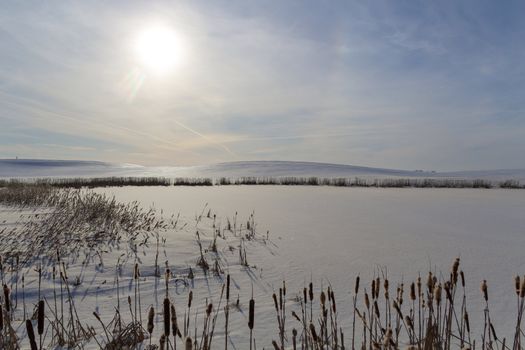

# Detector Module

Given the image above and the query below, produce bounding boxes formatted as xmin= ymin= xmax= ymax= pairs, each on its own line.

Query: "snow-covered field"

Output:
xmin=99 ymin=186 xmax=525 ymax=341
xmin=1 ymin=162 xmax=525 ymax=348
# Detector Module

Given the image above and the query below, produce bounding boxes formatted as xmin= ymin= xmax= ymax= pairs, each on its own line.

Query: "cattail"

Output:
xmin=279 ymin=288 xmax=283 ymax=310
xmin=292 ymin=311 xmax=301 ymax=322
xmin=134 ymin=263 xmax=139 ymax=279
xmin=373 ymin=300 xmax=380 ymax=318
xmin=3 ymin=284 xmax=10 ymax=312
xmin=206 ymin=303 xmax=213 ymax=316
xmin=481 ymin=280 xmax=488 ymax=302
xmin=460 ymin=270 xmax=465 ymax=288
xmin=37 ymin=299 xmax=45 ymax=335
xmin=405 ymin=315 xmax=414 ymax=330
xmin=426 ymin=272 xmax=433 ymax=293
xmin=393 ymin=300 xmax=402 ymax=318
xmin=248 ymin=298 xmax=255 ymax=330
xmin=185 ymin=336 xmax=193 ymax=350
xmin=410 ymin=282 xmax=416 ymax=301
xmin=331 ymin=290 xmax=336 ymax=313
xmin=160 ymin=335 xmax=166 ymax=350
xmin=375 ymin=277 xmax=380 ymax=298
xmin=163 ymin=297 xmax=170 ymax=336
xmin=364 ymin=291 xmax=370 ymax=310
xmin=444 ymin=282 xmax=452 ymax=302
xmin=303 ymin=287 xmax=307 ymax=303
xmin=272 ymin=293 xmax=278 ymax=312
xmin=520 ymin=276 xmax=525 ymax=298
xmin=320 ymin=291 xmax=326 ymax=306
xmin=148 ymin=307 xmax=155 ymax=334
xmin=434 ymin=284 xmax=442 ymax=305
xmin=464 ymin=311 xmax=470 ymax=333
xmin=452 ymin=258 xmax=460 ymax=284
xmin=26 ymin=320 xmax=38 ymax=350
xmin=188 ymin=291 xmax=193 ymax=308
xmin=292 ymin=328 xmax=297 ymax=350
xmin=171 ymin=304 xmax=180 ymax=337
xmin=371 ymin=279 xmax=376 ymax=299
xmin=355 ymin=276 xmax=360 ymax=295
xmin=515 ymin=275 xmax=521 ymax=296
xmin=309 ymin=323 xmax=319 ymax=342
xmin=226 ymin=274 xmax=231 ymax=300
xmin=309 ymin=282 xmax=313 ymax=302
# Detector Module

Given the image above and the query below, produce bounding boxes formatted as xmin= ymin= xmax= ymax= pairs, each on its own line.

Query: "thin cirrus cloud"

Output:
xmin=0 ymin=0 xmax=524 ymax=170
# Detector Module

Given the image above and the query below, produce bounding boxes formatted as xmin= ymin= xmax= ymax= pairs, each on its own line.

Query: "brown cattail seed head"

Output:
xmin=355 ymin=276 xmax=360 ymax=294
xmin=206 ymin=303 xmax=213 ymax=316
xmin=163 ymin=297 xmax=171 ymax=336
xmin=364 ymin=291 xmax=370 ymax=310
xmin=426 ymin=272 xmax=433 ymax=293
xmin=171 ymin=304 xmax=179 ymax=337
xmin=185 ymin=336 xmax=193 ymax=350
xmin=371 ymin=279 xmax=376 ymax=299
xmin=309 ymin=282 xmax=313 ymax=301
xmin=481 ymin=280 xmax=488 ymax=301
xmin=434 ymin=284 xmax=442 ymax=305
xmin=37 ymin=300 xmax=45 ymax=335
xmin=292 ymin=310 xmax=301 ymax=322
xmin=373 ymin=300 xmax=380 ymax=318
xmin=188 ymin=290 xmax=193 ymax=308
xmin=320 ymin=291 xmax=326 ymax=306
xmin=460 ymin=270 xmax=465 ymax=288
xmin=226 ymin=274 xmax=231 ymax=300
xmin=26 ymin=319 xmax=38 ymax=350
xmin=309 ymin=323 xmax=319 ymax=342
xmin=147 ymin=307 xmax=155 ymax=334
xmin=515 ymin=275 xmax=521 ymax=296
xmin=160 ymin=335 xmax=166 ymax=350
xmin=410 ymin=282 xmax=416 ymax=301
xmin=248 ymin=298 xmax=255 ymax=330
xmin=452 ymin=258 xmax=460 ymax=284
xmin=3 ymin=285 xmax=10 ymax=312
xmin=405 ymin=315 xmax=414 ymax=330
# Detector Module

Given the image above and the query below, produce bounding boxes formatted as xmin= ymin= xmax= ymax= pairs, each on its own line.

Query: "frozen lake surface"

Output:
xmin=97 ymin=186 xmax=525 ymax=344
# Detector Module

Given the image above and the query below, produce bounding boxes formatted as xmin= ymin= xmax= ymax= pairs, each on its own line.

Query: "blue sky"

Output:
xmin=1 ymin=0 xmax=524 ymax=170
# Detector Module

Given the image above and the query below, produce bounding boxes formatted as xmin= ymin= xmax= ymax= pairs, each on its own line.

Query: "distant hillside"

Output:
xmin=1 ymin=159 xmax=524 ymax=181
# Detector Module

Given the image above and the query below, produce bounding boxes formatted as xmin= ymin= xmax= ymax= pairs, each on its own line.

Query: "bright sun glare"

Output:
xmin=135 ymin=24 xmax=184 ymax=75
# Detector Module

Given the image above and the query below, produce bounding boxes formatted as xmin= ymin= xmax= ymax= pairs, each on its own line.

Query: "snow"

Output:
xmin=2 ymin=159 xmax=525 ymax=182
xmin=95 ymin=186 xmax=525 ymax=346
xmin=1 ymin=166 xmax=525 ymax=348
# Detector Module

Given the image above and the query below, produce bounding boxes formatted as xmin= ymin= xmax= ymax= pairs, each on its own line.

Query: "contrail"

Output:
xmin=0 ymin=90 xmax=236 ymax=157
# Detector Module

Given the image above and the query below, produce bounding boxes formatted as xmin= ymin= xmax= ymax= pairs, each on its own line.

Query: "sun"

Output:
xmin=135 ymin=24 xmax=184 ymax=75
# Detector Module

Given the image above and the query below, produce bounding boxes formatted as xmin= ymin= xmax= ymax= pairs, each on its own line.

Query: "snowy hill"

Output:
xmin=1 ymin=159 xmax=525 ymax=181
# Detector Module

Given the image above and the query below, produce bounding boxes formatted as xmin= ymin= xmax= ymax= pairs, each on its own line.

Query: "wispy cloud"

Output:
xmin=0 ymin=1 xmax=524 ymax=170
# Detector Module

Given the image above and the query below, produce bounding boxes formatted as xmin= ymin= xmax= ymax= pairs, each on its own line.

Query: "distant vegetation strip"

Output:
xmin=0 ymin=176 xmax=523 ymax=188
